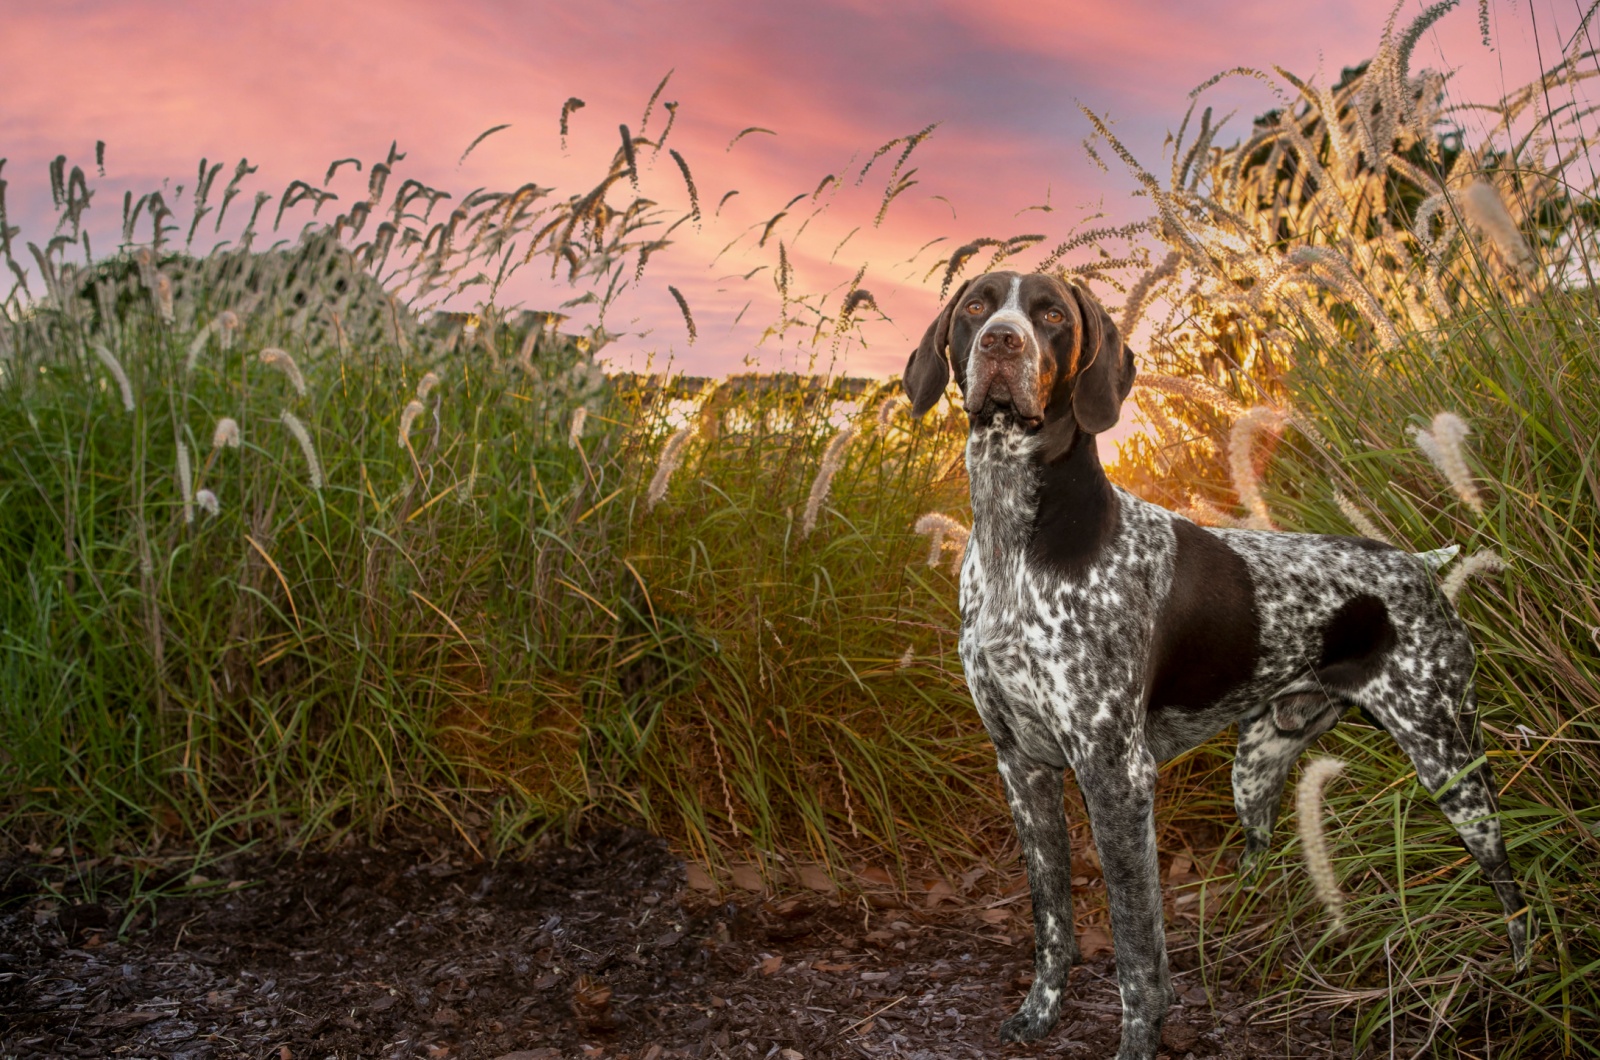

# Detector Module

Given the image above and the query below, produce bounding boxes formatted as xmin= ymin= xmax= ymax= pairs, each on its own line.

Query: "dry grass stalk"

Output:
xmin=1177 ymin=494 xmax=1249 ymax=528
xmin=647 ymin=427 xmax=694 ymax=510
xmin=280 ymin=410 xmax=323 ymax=491
xmin=259 ymin=347 xmax=307 ymax=398
xmin=516 ymin=330 xmax=538 ymax=375
xmin=801 ymin=426 xmax=856 ymax=537
xmin=1229 ymin=406 xmax=1289 ymax=529
xmin=1332 ymin=489 xmax=1393 ymax=545
xmin=821 ymin=731 xmax=860 ymax=839
xmin=1442 ymin=549 xmax=1505 ymax=604
xmin=154 ymin=273 xmax=174 ymax=324
xmin=701 ymin=703 xmax=741 ymax=838
xmin=1296 ymin=756 xmax=1348 ymax=933
xmin=1410 ymin=411 xmax=1484 ymax=514
xmin=176 ymin=440 xmax=194 ymax=524
xmin=92 ymin=343 xmax=134 ymax=412
xmin=1135 ymin=373 xmax=1246 ymax=416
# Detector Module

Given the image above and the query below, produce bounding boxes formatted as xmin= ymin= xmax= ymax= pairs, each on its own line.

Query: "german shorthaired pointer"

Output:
xmin=902 ymin=271 xmax=1533 ymax=1059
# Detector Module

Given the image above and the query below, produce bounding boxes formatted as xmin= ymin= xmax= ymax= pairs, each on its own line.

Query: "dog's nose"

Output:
xmin=979 ymin=323 xmax=1026 ymax=354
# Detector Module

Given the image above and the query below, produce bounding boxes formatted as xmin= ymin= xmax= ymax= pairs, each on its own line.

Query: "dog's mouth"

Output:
xmin=966 ymin=357 xmax=1044 ymax=429
xmin=967 ymin=379 xmax=1044 ymax=430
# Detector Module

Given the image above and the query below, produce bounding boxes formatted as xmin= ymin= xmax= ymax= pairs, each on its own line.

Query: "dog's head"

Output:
xmin=902 ymin=271 xmax=1135 ymax=459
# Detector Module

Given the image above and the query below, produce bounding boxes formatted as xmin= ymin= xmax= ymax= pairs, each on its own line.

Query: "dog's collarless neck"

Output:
xmin=964 ymin=421 xmax=1117 ymax=572
xmin=1028 ymin=429 xmax=1117 ymax=575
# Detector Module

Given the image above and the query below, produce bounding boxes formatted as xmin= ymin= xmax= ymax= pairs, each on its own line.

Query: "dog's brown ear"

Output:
xmin=1068 ymin=284 xmax=1136 ymax=435
xmin=903 ymin=280 xmax=971 ymax=417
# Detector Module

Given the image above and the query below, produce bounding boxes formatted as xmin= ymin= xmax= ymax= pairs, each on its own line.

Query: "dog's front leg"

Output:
xmin=1078 ymin=741 xmax=1172 ymax=1060
xmin=993 ymin=749 xmax=1081 ymax=1043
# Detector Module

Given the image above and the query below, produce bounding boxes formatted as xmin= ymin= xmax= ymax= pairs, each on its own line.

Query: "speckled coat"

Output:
xmin=904 ymin=271 xmax=1533 ymax=1060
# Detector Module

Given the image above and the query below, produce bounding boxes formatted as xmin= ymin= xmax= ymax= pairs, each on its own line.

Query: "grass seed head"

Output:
xmin=913 ymin=512 xmax=969 ymax=570
xmin=280 ymin=409 xmax=323 ymax=491
xmin=213 ymin=417 xmax=241 ymax=450
xmin=399 ymin=399 xmax=425 ymax=448
xmin=801 ymin=426 xmax=857 ymax=538
xmin=647 ymin=426 xmax=694 ymax=510
xmin=260 ymin=347 xmax=307 ymax=398
xmin=568 ymin=406 xmax=587 ymax=449
xmin=154 ymin=273 xmax=174 ymax=324
xmin=1296 ymin=756 xmax=1348 ymax=933
xmin=91 ymin=343 xmax=135 ymax=413
xmin=416 ymin=371 xmax=440 ymax=401
xmin=195 ymin=488 xmax=220 ymax=517
xmin=1332 ymin=489 xmax=1392 ymax=545
xmin=1229 ymin=406 xmax=1289 ymax=529
xmin=1461 ymin=181 xmax=1538 ymax=279
xmin=875 ymin=393 xmax=907 ymax=430
xmin=1411 ymin=411 xmax=1484 ymax=514
xmin=1442 ymin=548 xmax=1505 ymax=604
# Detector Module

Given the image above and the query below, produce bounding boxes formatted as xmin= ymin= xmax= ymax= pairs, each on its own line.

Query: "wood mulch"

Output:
xmin=0 ymin=828 xmax=1357 ymax=1058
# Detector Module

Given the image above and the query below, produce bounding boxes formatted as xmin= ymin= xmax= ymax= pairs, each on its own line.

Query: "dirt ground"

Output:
xmin=0 ymin=827 xmax=1355 ymax=1059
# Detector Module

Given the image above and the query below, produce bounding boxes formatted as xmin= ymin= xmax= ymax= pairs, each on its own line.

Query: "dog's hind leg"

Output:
xmin=993 ymin=749 xmax=1081 ymax=1043
xmin=1231 ymin=688 xmax=1343 ymax=881
xmin=1360 ymin=681 xmax=1535 ymax=968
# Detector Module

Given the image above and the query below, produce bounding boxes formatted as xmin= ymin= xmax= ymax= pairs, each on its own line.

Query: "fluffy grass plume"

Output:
xmin=1410 ymin=411 xmax=1484 ymax=514
xmin=801 ymin=426 xmax=856 ymax=537
xmin=1461 ymin=180 xmax=1538 ymax=279
xmin=1442 ymin=548 xmax=1505 ymax=603
xmin=399 ymin=399 xmax=425 ymax=449
xmin=1296 ymin=756 xmax=1348 ymax=932
xmin=260 ymin=347 xmax=307 ymax=398
xmin=92 ymin=342 xmax=134 ymax=413
xmin=647 ymin=426 xmax=694 ymax=510
xmin=913 ymin=511 xmax=969 ymax=572
xmin=212 ymin=417 xmax=241 ymax=450
xmin=279 ymin=410 xmax=323 ymax=491
xmin=1228 ymin=406 xmax=1288 ymax=529
xmin=1332 ymin=489 xmax=1392 ymax=545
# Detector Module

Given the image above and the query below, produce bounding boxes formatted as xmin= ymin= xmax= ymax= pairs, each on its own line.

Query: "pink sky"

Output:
xmin=2 ymin=1 xmax=1590 ymax=377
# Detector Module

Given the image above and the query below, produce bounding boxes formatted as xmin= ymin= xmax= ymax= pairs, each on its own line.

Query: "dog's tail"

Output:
xmin=1412 ymin=543 xmax=1460 ymax=571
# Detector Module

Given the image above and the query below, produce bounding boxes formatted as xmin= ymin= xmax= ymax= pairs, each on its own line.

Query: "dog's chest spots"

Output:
xmin=959 ymin=424 xmax=1171 ymax=754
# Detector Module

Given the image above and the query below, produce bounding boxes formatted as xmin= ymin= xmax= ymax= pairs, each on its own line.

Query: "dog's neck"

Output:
xmin=965 ymin=416 xmax=1117 ymax=574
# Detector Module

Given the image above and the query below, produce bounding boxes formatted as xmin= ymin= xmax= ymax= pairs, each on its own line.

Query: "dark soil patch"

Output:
xmin=0 ymin=829 xmax=1348 ymax=1058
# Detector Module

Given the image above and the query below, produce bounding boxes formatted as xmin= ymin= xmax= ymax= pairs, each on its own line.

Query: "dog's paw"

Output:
xmin=1236 ymin=832 xmax=1271 ymax=887
xmin=1510 ymin=907 xmax=1538 ymax=973
xmin=998 ymin=1006 xmax=1057 ymax=1043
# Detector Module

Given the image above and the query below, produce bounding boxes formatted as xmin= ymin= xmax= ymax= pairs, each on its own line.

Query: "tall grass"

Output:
xmin=4 ymin=2 xmax=1599 ymax=1054
xmin=1228 ymin=287 xmax=1600 ymax=1056
xmin=1070 ymin=5 xmax=1600 ymax=1051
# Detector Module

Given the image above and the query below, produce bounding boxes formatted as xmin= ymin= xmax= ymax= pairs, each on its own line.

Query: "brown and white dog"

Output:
xmin=903 ymin=271 xmax=1532 ymax=1058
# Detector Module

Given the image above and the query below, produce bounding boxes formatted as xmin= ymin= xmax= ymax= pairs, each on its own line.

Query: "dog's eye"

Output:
xmin=1043 ymin=307 xmax=1065 ymax=324
xmin=966 ymin=299 xmax=986 ymax=315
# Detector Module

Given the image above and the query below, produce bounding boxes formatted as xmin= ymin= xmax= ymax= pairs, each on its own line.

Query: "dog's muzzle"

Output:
xmin=966 ymin=319 xmax=1044 ymax=426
